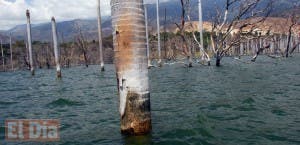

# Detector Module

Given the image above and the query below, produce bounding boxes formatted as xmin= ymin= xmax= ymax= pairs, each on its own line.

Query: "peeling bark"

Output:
xmin=111 ymin=0 xmax=151 ymax=135
xmin=121 ymin=92 xmax=151 ymax=135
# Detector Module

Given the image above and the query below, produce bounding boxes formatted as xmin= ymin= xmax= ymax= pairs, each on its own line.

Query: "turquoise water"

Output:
xmin=0 ymin=55 xmax=300 ymax=145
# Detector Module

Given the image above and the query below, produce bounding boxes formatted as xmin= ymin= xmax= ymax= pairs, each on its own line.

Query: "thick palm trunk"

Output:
xmin=97 ymin=0 xmax=105 ymax=71
xmin=26 ymin=10 xmax=34 ymax=76
xmin=51 ymin=17 xmax=62 ymax=78
xmin=111 ymin=0 xmax=151 ymax=135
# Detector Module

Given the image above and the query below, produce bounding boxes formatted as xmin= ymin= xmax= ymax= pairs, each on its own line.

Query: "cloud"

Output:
xmin=0 ymin=0 xmax=171 ymax=30
xmin=144 ymin=0 xmax=170 ymax=4
xmin=0 ymin=0 xmax=111 ymax=30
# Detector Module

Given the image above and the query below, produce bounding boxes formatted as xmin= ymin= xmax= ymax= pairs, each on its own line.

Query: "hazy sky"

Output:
xmin=0 ymin=0 xmax=170 ymax=30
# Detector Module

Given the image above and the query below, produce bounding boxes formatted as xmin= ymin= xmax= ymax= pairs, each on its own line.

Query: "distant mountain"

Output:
xmin=0 ymin=34 xmax=9 ymax=43
xmin=0 ymin=0 xmax=298 ymax=42
xmin=2 ymin=16 xmax=112 ymax=43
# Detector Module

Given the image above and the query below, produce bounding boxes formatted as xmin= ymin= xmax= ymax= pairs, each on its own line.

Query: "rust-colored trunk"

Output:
xmin=111 ymin=0 xmax=151 ymax=135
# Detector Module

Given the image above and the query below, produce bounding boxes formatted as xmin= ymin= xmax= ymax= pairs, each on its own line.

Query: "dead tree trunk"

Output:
xmin=97 ymin=0 xmax=105 ymax=71
xmin=177 ymin=0 xmax=192 ymax=67
xmin=24 ymin=43 xmax=30 ymax=69
xmin=1 ymin=40 xmax=4 ymax=71
xmin=51 ymin=17 xmax=62 ymax=78
xmin=144 ymin=4 xmax=152 ymax=68
xmin=163 ymin=8 xmax=167 ymax=59
xmin=111 ymin=0 xmax=151 ymax=135
xmin=216 ymin=51 xmax=221 ymax=67
xmin=198 ymin=0 xmax=206 ymax=61
xmin=156 ymin=0 xmax=162 ymax=66
xmin=286 ymin=26 xmax=293 ymax=57
xmin=252 ymin=43 xmax=270 ymax=62
xmin=26 ymin=10 xmax=34 ymax=76
xmin=10 ymin=33 xmax=13 ymax=71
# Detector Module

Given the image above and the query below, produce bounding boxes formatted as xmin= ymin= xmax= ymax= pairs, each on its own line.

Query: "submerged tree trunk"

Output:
xmin=156 ymin=0 xmax=162 ymax=66
xmin=97 ymin=0 xmax=105 ymax=71
xmin=10 ymin=34 xmax=13 ymax=71
xmin=144 ymin=4 xmax=152 ymax=68
xmin=216 ymin=51 xmax=221 ymax=67
xmin=26 ymin=10 xmax=34 ymax=76
xmin=286 ymin=27 xmax=293 ymax=57
xmin=198 ymin=0 xmax=204 ymax=58
xmin=1 ymin=40 xmax=4 ymax=71
xmin=51 ymin=17 xmax=62 ymax=78
xmin=111 ymin=0 xmax=151 ymax=135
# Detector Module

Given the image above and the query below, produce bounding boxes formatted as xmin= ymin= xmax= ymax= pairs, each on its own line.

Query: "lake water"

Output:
xmin=0 ymin=55 xmax=300 ymax=145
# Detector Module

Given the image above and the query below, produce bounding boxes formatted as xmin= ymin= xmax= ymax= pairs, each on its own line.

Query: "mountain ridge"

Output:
xmin=0 ymin=0 xmax=298 ymax=43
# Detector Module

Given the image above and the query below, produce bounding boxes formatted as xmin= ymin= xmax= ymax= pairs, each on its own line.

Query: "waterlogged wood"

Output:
xmin=26 ymin=10 xmax=34 ymax=76
xmin=97 ymin=0 xmax=105 ymax=71
xmin=111 ymin=0 xmax=151 ymax=135
xmin=51 ymin=17 xmax=62 ymax=78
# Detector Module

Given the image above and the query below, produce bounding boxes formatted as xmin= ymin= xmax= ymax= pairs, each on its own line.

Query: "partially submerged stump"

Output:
xmin=51 ymin=17 xmax=62 ymax=78
xmin=111 ymin=0 xmax=152 ymax=135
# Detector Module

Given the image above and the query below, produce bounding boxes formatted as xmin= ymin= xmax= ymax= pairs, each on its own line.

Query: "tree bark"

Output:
xmin=26 ymin=10 xmax=35 ymax=76
xmin=51 ymin=17 xmax=62 ymax=78
xmin=97 ymin=0 xmax=105 ymax=71
xmin=111 ymin=0 xmax=151 ymax=135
